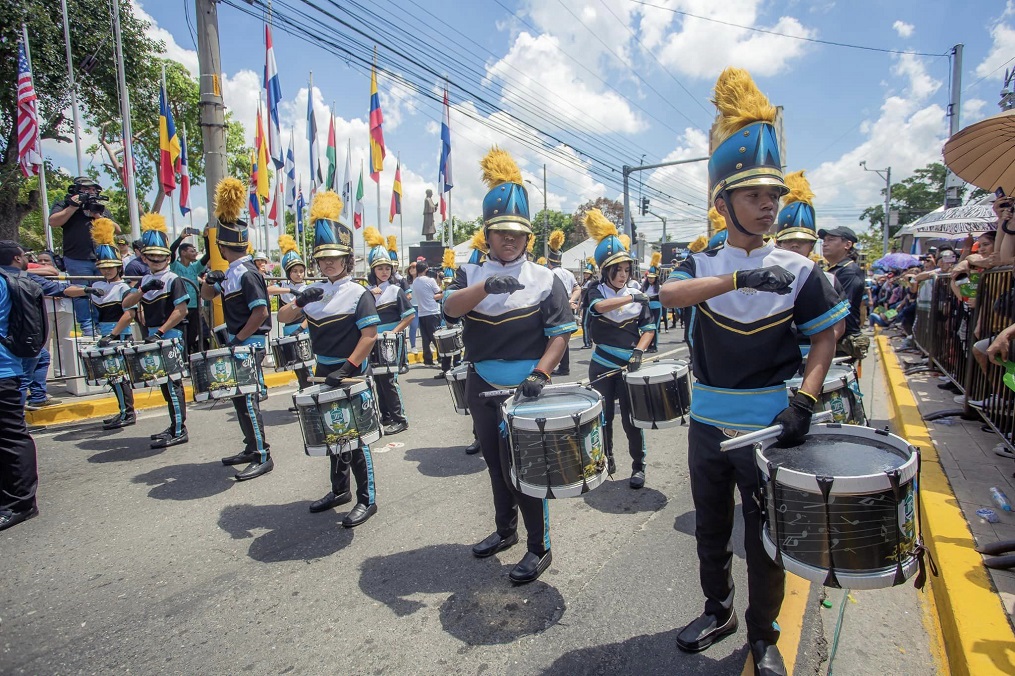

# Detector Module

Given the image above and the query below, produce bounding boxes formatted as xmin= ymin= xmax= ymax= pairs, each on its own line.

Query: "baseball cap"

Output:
xmin=114 ymin=235 xmax=129 ymax=245
xmin=817 ymin=226 xmax=857 ymax=243
xmin=938 ymin=249 xmax=957 ymax=261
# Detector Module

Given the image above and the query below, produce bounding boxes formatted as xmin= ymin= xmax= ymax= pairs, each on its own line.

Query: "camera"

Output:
xmin=67 ymin=190 xmax=109 ymax=214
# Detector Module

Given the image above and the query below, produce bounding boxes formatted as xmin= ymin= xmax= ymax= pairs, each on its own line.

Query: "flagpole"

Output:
xmin=21 ymin=25 xmax=52 ymax=250
xmin=398 ymin=152 xmax=404 ymax=264
xmin=60 ymin=0 xmax=84 ymax=175
xmin=111 ymin=0 xmax=140 ymax=239
xmin=162 ymin=64 xmax=178 ymax=242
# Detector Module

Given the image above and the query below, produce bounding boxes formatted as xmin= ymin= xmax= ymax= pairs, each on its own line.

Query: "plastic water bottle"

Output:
xmin=991 ymin=487 xmax=1012 ymax=512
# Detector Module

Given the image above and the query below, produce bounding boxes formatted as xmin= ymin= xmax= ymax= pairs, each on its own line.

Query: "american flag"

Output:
xmin=17 ymin=39 xmax=42 ymax=177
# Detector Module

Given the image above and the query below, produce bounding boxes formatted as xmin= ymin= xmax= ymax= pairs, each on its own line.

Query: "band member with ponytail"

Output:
xmin=584 ymin=210 xmax=655 ymax=489
xmin=277 ymin=191 xmax=380 ymax=527
xmin=643 ymin=251 xmax=663 ymax=352
xmin=278 ymin=235 xmax=312 ymax=392
xmin=443 ymin=148 xmax=575 ymax=584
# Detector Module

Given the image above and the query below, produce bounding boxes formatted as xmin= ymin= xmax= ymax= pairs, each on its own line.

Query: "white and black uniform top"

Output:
xmin=279 ymin=279 xmax=308 ymax=305
xmin=586 ymin=283 xmax=656 ymax=368
xmin=446 ymin=256 xmax=577 ymax=388
xmin=295 ymin=278 xmax=380 ymax=365
xmin=91 ymin=279 xmax=135 ymax=324
xmin=551 ymin=266 xmax=578 ymax=295
xmin=373 ymin=281 xmax=415 ymax=333
xmin=210 ymin=256 xmax=271 ymax=337
xmin=669 ymin=241 xmax=847 ymax=431
xmin=139 ymin=268 xmax=190 ymax=328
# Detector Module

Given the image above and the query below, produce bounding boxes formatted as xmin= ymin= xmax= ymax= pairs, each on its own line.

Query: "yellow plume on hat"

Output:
xmin=246 ymin=241 xmax=255 ymax=255
xmin=91 ymin=217 xmax=117 ymax=247
xmin=708 ymin=207 xmax=727 ymax=234
xmin=586 ymin=256 xmax=595 ymax=267
xmin=548 ymin=230 xmax=565 ymax=252
xmin=442 ymin=248 xmax=456 ymax=269
xmin=526 ymin=235 xmax=535 ymax=254
xmin=470 ymin=228 xmax=487 ymax=252
xmin=140 ymin=213 xmax=167 ymax=234
xmin=536 ymin=256 xmax=547 ymax=265
xmin=279 ymin=234 xmax=299 ymax=256
xmin=689 ymin=234 xmax=709 ymax=253
xmin=480 ymin=146 xmax=523 ymax=189
xmin=712 ymin=67 xmax=777 ymax=143
xmin=214 ymin=177 xmax=246 ymax=223
xmin=650 ymin=251 xmax=661 ymax=268
xmin=309 ymin=190 xmax=343 ymax=223
xmin=584 ymin=208 xmax=618 ymax=243
xmin=783 ymin=170 xmax=815 ymax=207
xmin=619 ymin=234 xmax=631 ymax=250
xmin=387 ymin=235 xmax=397 ymax=253
xmin=364 ymin=226 xmax=385 ymax=248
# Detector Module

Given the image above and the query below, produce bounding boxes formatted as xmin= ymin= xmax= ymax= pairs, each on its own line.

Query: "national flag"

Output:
xmin=16 ymin=39 xmax=42 ymax=177
xmin=285 ymin=131 xmax=296 ymax=211
xmin=354 ymin=164 xmax=365 ymax=229
xmin=268 ymin=182 xmax=279 ymax=225
xmin=158 ymin=81 xmax=181 ymax=194
xmin=368 ymin=62 xmax=385 ymax=182
xmin=307 ymin=82 xmax=323 ymax=191
xmin=325 ymin=113 xmax=337 ymax=190
xmin=255 ymin=106 xmax=269 ymax=204
xmin=389 ymin=160 xmax=402 ymax=223
xmin=248 ymin=150 xmax=260 ymax=217
xmin=264 ymin=25 xmax=284 ymax=169
xmin=179 ymin=126 xmax=191 ymax=215
xmin=341 ymin=139 xmax=352 ymax=220
xmin=438 ymin=85 xmax=453 ymax=221
xmin=296 ymin=178 xmax=305 ymax=234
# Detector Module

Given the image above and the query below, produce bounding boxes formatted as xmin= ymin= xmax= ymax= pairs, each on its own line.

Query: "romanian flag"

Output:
xmin=179 ymin=126 xmax=191 ymax=215
xmin=354 ymin=163 xmax=365 ymax=229
xmin=248 ymin=150 xmax=260 ymax=217
xmin=255 ymin=106 xmax=270 ymax=204
xmin=389 ymin=159 xmax=402 ymax=223
xmin=158 ymin=82 xmax=181 ymax=195
xmin=369 ymin=61 xmax=385 ymax=182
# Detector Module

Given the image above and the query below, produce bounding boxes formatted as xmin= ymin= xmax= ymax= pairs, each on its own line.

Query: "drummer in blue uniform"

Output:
xmin=660 ymin=68 xmax=847 ymax=676
xmin=90 ymin=217 xmax=137 ymax=430
xmin=443 ymin=147 xmax=576 ymax=584
xmin=277 ymin=190 xmax=380 ymax=527
xmin=642 ymin=251 xmax=663 ymax=352
xmin=200 ymin=178 xmax=274 ymax=481
xmin=584 ymin=210 xmax=655 ymax=489
xmin=365 ymin=227 xmax=413 ymax=435
xmin=277 ymin=234 xmax=312 ymax=392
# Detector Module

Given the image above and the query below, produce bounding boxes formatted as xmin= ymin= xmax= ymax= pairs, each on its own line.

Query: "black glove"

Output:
xmin=141 ymin=279 xmax=164 ymax=293
xmin=484 ymin=275 xmax=525 ymax=295
xmin=734 ymin=266 xmax=795 ymax=295
xmin=204 ymin=270 xmax=226 ymax=286
xmin=515 ymin=369 xmax=550 ymax=400
xmin=145 ymin=329 xmax=165 ymax=343
xmin=628 ymin=348 xmax=644 ymax=372
xmin=324 ymin=359 xmax=359 ymax=388
xmin=771 ymin=391 xmax=816 ymax=447
xmin=629 ymin=292 xmax=649 ymax=304
xmin=294 ymin=286 xmax=324 ymax=307
xmin=226 ymin=337 xmax=241 ymax=348
xmin=83 ymin=286 xmax=104 ymax=297
xmin=97 ymin=334 xmax=115 ymax=348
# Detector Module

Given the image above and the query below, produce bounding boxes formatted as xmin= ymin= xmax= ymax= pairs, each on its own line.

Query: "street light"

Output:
xmin=525 ymin=168 xmax=549 ymax=258
xmin=861 ymin=161 xmax=892 ymax=254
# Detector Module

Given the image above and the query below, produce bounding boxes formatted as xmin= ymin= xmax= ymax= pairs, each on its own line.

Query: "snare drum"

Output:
xmin=434 ymin=325 xmax=464 ymax=358
xmin=292 ymin=382 xmax=382 ymax=456
xmin=445 ymin=362 xmax=470 ymax=415
xmin=757 ymin=424 xmax=921 ymax=590
xmin=122 ymin=339 xmax=188 ymax=389
xmin=79 ymin=344 xmax=130 ymax=386
xmin=190 ymin=346 xmax=262 ymax=402
xmin=370 ymin=331 xmax=405 ymax=374
xmin=270 ymin=333 xmax=315 ymax=372
xmin=503 ymin=385 xmax=607 ymax=499
xmin=786 ymin=364 xmax=865 ymax=425
xmin=624 ymin=359 xmax=692 ymax=429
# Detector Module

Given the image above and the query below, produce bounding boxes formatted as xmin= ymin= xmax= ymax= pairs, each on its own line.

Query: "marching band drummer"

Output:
xmin=200 ymin=178 xmax=274 ymax=482
xmin=443 ymin=148 xmax=576 ymax=584
xmin=365 ymin=227 xmax=413 ymax=436
xmin=643 ymin=251 xmax=663 ymax=352
xmin=584 ymin=210 xmax=655 ymax=489
xmin=121 ymin=213 xmax=190 ymax=450
xmin=660 ymin=68 xmax=847 ymax=676
xmin=90 ymin=217 xmax=137 ymax=430
xmin=276 ymin=190 xmax=380 ymax=527
xmin=278 ymin=234 xmax=312 ymax=392
xmin=545 ymin=231 xmax=580 ymax=376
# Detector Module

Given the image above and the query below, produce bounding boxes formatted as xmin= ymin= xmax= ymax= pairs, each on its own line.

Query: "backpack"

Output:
xmin=0 ymin=268 xmax=48 ymax=359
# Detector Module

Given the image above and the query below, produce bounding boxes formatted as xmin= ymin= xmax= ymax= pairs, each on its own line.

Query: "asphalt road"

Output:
xmin=0 ymin=327 xmax=939 ymax=674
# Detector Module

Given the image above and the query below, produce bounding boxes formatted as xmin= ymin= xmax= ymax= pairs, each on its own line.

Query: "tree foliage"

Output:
xmin=858 ymin=163 xmax=959 ymax=250
xmin=571 ymin=197 xmax=624 ymax=242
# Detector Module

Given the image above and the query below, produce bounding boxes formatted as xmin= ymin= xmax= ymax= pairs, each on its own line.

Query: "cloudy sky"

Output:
xmin=44 ymin=0 xmax=1015 ymax=250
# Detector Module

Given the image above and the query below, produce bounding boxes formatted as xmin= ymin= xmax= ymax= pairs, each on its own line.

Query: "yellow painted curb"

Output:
xmin=877 ymin=334 xmax=1015 ymax=675
xmin=27 ymin=371 xmax=297 ymax=427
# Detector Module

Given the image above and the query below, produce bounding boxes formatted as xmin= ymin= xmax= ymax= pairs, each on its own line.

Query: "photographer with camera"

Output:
xmin=49 ymin=177 xmax=117 ymax=337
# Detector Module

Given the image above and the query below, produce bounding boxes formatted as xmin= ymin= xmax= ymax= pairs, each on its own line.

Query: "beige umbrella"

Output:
xmin=943 ymin=109 xmax=1015 ymax=193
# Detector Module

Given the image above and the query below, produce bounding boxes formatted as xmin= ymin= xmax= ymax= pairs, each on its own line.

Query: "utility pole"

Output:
xmin=112 ymin=0 xmax=140 ymax=238
xmin=195 ymin=0 xmax=227 ymax=274
xmin=944 ymin=44 xmax=964 ymax=208
xmin=542 ymin=163 xmax=548 ymax=258
xmin=647 ymin=209 xmax=667 ymax=242
xmin=623 ymin=156 xmax=709 ymax=237
xmin=861 ymin=161 xmax=892 ymax=254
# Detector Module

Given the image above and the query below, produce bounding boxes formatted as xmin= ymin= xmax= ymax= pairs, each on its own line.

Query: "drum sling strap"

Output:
xmin=907 ymin=451 xmax=937 ymax=590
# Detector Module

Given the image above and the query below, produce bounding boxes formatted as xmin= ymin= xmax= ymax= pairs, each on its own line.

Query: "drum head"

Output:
xmin=624 ymin=361 xmax=688 ymax=384
xmin=506 ymin=386 xmax=602 ymax=431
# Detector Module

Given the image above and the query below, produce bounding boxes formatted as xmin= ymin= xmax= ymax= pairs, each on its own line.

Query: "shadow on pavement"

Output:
xmin=217 ymin=502 xmax=354 ymax=563
xmin=85 ymin=440 xmax=167 ymax=464
xmin=583 ymin=481 xmax=668 ymax=514
xmin=673 ymin=508 xmax=747 ymax=560
xmin=404 ymin=446 xmax=485 ymax=478
xmin=359 ymin=543 xmax=566 ymax=645
xmin=542 ymin=631 xmax=748 ymax=675
xmin=257 ymin=408 xmax=303 ymax=429
xmin=131 ymin=462 xmax=235 ymax=500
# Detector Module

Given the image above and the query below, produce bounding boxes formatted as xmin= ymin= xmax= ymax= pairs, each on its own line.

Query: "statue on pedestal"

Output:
xmin=422 ymin=189 xmax=438 ymax=241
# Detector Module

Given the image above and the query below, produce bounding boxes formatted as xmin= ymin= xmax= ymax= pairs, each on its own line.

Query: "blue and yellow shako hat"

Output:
xmin=481 ymin=147 xmax=532 ymax=235
xmin=212 ymin=177 xmax=250 ymax=249
xmin=140 ymin=213 xmax=170 ymax=256
xmin=586 ymin=208 xmax=633 ymax=269
xmin=547 ymin=230 xmax=565 ymax=266
xmin=584 ymin=257 xmax=596 ymax=275
xmin=646 ymin=251 xmax=662 ymax=279
xmin=386 ymin=235 xmax=399 ymax=268
xmin=364 ymin=227 xmax=391 ymax=269
xmin=91 ymin=217 xmax=122 ymax=268
xmin=468 ymin=229 xmax=488 ymax=265
xmin=707 ymin=68 xmax=788 ymax=205
xmin=442 ymin=249 xmax=456 ymax=281
xmin=278 ymin=235 xmax=304 ymax=275
xmin=310 ymin=191 xmax=353 ymax=258
xmin=776 ymin=171 xmax=817 ymax=242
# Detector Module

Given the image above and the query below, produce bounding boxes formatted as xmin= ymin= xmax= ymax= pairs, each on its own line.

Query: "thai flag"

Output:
xmin=179 ymin=127 xmax=191 ymax=215
xmin=264 ymin=25 xmax=284 ymax=170
xmin=16 ymin=39 xmax=42 ymax=177
xmin=438 ymin=85 xmax=453 ymax=221
xmin=285 ymin=132 xmax=296 ymax=212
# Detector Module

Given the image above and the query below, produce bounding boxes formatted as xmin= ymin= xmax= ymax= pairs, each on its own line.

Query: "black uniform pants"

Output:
xmin=315 ymin=362 xmax=376 ymax=506
xmin=375 ymin=372 xmax=406 ymax=425
xmin=160 ymin=378 xmax=187 ymax=436
xmin=229 ymin=347 xmax=269 ymax=461
xmin=588 ymin=359 xmax=645 ymax=472
xmin=466 ymin=369 xmax=548 ymax=555
xmin=688 ymin=419 xmax=784 ymax=644
xmin=0 ymin=376 xmax=38 ymax=514
xmin=418 ymin=314 xmax=441 ymax=366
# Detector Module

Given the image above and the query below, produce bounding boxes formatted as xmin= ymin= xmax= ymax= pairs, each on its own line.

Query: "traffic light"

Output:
xmin=640 ymin=197 xmax=650 ymax=216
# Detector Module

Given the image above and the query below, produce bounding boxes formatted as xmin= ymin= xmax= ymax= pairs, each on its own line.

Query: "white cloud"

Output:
xmin=975 ymin=6 xmax=1015 ymax=79
xmin=132 ymin=1 xmax=200 ymax=78
xmin=520 ymin=0 xmax=637 ymax=70
xmin=892 ymin=21 xmax=914 ymax=38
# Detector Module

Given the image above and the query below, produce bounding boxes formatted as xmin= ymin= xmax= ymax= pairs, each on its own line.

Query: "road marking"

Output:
xmin=741 ymin=573 xmax=809 ymax=676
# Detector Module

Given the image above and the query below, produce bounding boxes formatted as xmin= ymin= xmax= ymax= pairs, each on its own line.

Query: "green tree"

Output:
xmin=859 ymin=162 xmax=960 ymax=248
xmin=529 ymin=209 xmax=573 ymax=251
xmin=571 ymin=197 xmax=624 ymax=242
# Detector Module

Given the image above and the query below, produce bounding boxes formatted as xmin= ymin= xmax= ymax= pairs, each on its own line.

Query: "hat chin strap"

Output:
xmin=720 ymin=189 xmax=753 ymax=236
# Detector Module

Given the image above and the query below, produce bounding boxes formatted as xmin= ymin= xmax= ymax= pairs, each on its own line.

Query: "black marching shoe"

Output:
xmin=509 ymin=550 xmax=552 ymax=584
xmin=607 ymin=455 xmax=617 ymax=475
xmin=0 ymin=506 xmax=39 ymax=532
xmin=433 ymin=372 xmax=446 ymax=380
xmin=235 ymin=456 xmax=273 ymax=481
xmin=150 ymin=426 xmax=174 ymax=440
xmin=676 ymin=611 xmax=738 ymax=653
xmin=221 ymin=451 xmax=258 ymax=466
xmin=630 ymin=470 xmax=645 ymax=489
xmin=553 ymin=369 xmax=569 ymax=376
xmin=288 ymin=405 xmax=299 ymax=413
xmin=103 ymin=413 xmax=136 ymax=430
xmin=342 ymin=503 xmax=377 ymax=528
xmin=383 ymin=421 xmax=408 ymax=435
xmin=309 ymin=490 xmax=352 ymax=513
xmin=750 ymin=640 xmax=786 ymax=676
xmin=151 ymin=428 xmax=188 ymax=449
xmin=472 ymin=531 xmax=518 ymax=558
xmin=465 ymin=438 xmax=482 ymax=455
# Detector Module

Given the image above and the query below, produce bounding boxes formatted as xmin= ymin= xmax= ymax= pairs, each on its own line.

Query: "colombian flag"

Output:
xmin=369 ymin=61 xmax=385 ymax=183
xmin=389 ymin=160 xmax=402 ymax=223
xmin=158 ymin=83 xmax=181 ymax=195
